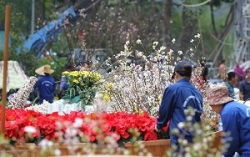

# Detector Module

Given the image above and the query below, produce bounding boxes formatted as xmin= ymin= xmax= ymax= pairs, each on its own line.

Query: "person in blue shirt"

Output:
xmin=58 ymin=63 xmax=75 ymax=99
xmin=155 ymin=60 xmax=203 ymax=146
xmin=34 ymin=65 xmax=56 ymax=104
xmin=225 ymin=71 xmax=237 ymax=99
xmin=207 ymin=85 xmax=250 ymax=157
xmin=239 ymin=68 xmax=250 ymax=101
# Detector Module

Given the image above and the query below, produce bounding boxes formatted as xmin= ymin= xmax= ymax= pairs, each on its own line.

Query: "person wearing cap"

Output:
xmin=155 ymin=60 xmax=203 ymax=146
xmin=206 ymin=85 xmax=250 ymax=157
xmin=34 ymin=65 xmax=56 ymax=104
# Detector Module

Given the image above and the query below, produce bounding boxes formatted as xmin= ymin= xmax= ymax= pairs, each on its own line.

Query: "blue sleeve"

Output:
xmin=156 ymin=87 xmax=175 ymax=129
xmin=222 ymin=113 xmax=240 ymax=157
xmin=34 ymin=78 xmax=40 ymax=91
xmin=53 ymin=79 xmax=56 ymax=91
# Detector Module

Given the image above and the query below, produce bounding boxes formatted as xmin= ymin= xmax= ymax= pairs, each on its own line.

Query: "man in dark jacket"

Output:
xmin=155 ymin=60 xmax=203 ymax=146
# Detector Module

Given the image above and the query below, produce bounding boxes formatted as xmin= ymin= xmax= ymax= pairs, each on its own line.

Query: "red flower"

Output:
xmin=0 ymin=108 xmax=170 ymax=142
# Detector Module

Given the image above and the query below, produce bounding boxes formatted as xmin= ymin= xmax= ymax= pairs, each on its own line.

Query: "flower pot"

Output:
xmin=13 ymin=143 xmax=125 ymax=156
xmin=124 ymin=131 xmax=223 ymax=157
xmin=49 ymin=154 xmax=139 ymax=157
xmin=124 ymin=139 xmax=170 ymax=157
xmin=14 ymin=143 xmax=89 ymax=156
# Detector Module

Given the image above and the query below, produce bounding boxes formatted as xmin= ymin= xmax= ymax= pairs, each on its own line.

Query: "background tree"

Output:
xmin=0 ymin=0 xmax=237 ymax=78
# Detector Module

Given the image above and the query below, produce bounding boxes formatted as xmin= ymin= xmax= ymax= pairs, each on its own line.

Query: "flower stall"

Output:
xmin=0 ymin=39 xmax=225 ymax=156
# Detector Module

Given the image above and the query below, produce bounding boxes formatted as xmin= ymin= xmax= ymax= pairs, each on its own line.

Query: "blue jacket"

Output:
xmin=156 ymin=78 xmax=203 ymax=145
xmin=221 ymin=101 xmax=250 ymax=157
xmin=225 ymin=81 xmax=236 ymax=99
xmin=34 ymin=75 xmax=56 ymax=104
xmin=60 ymin=76 xmax=68 ymax=91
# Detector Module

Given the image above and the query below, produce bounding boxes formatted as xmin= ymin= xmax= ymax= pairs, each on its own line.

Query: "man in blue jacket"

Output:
xmin=207 ymin=85 xmax=250 ymax=157
xmin=155 ymin=60 xmax=203 ymax=146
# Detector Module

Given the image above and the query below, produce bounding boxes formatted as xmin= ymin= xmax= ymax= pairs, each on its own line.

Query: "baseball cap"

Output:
xmin=171 ymin=60 xmax=192 ymax=79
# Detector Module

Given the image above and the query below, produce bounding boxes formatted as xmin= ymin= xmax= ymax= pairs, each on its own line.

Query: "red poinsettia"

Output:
xmin=0 ymin=108 xmax=170 ymax=142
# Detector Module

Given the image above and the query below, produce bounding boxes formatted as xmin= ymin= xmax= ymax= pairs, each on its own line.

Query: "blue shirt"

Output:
xmin=225 ymin=81 xmax=235 ymax=99
xmin=156 ymin=78 xmax=203 ymax=145
xmin=221 ymin=101 xmax=250 ymax=157
xmin=239 ymin=79 xmax=250 ymax=101
xmin=34 ymin=75 xmax=56 ymax=104
xmin=60 ymin=76 xmax=68 ymax=91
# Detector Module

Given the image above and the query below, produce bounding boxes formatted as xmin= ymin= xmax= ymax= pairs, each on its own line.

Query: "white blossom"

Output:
xmin=136 ymin=39 xmax=142 ymax=44
xmin=172 ymin=38 xmax=176 ymax=43
xmin=178 ymin=122 xmax=185 ymax=128
xmin=24 ymin=126 xmax=36 ymax=134
xmin=178 ymin=51 xmax=183 ymax=55
xmin=153 ymin=41 xmax=158 ymax=46
xmin=73 ymin=118 xmax=84 ymax=128
xmin=194 ymin=33 xmax=201 ymax=38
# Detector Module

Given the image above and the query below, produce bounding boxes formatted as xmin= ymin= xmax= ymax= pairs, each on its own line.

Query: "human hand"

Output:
xmin=155 ymin=125 xmax=161 ymax=132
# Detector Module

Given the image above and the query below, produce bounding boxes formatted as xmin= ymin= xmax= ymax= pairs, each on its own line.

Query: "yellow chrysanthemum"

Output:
xmin=69 ymin=71 xmax=79 ymax=77
xmin=105 ymin=83 xmax=114 ymax=91
xmin=73 ymin=79 xmax=79 ymax=84
xmin=79 ymin=71 xmax=90 ymax=76
xmin=62 ymin=71 xmax=70 ymax=76
xmin=102 ymin=93 xmax=111 ymax=103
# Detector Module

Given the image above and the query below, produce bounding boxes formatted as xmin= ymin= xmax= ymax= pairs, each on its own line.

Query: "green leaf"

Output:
xmin=70 ymin=95 xmax=81 ymax=104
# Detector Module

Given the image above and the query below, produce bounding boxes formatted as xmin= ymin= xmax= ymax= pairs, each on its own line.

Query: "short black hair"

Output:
xmin=246 ymin=68 xmax=250 ymax=74
xmin=177 ymin=66 xmax=192 ymax=77
xmin=172 ymin=60 xmax=192 ymax=79
xmin=79 ymin=61 xmax=91 ymax=66
xmin=227 ymin=71 xmax=236 ymax=81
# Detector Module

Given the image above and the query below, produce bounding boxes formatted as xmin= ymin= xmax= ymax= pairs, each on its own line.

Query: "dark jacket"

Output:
xmin=34 ymin=74 xmax=56 ymax=104
xmin=156 ymin=78 xmax=203 ymax=145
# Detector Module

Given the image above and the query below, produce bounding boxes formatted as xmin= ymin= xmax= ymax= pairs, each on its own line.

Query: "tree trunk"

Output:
xmin=37 ymin=0 xmax=46 ymax=23
xmin=213 ymin=5 xmax=234 ymax=67
xmin=163 ymin=0 xmax=172 ymax=48
xmin=179 ymin=8 xmax=198 ymax=59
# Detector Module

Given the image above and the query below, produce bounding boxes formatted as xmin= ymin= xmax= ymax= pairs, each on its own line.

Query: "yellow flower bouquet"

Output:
xmin=62 ymin=70 xmax=101 ymax=110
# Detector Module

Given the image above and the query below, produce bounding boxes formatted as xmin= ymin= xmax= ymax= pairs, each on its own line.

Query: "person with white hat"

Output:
xmin=34 ymin=64 xmax=56 ymax=104
xmin=206 ymin=85 xmax=250 ymax=157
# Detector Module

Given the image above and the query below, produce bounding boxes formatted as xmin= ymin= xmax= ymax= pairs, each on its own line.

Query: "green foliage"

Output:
xmin=211 ymin=0 xmax=234 ymax=6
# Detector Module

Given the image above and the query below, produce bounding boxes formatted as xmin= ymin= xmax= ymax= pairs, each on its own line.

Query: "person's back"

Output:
xmin=221 ymin=101 xmax=250 ymax=156
xmin=167 ymin=79 xmax=203 ymax=144
xmin=36 ymin=75 xmax=55 ymax=103
xmin=156 ymin=60 xmax=203 ymax=146
xmin=34 ymin=65 xmax=56 ymax=104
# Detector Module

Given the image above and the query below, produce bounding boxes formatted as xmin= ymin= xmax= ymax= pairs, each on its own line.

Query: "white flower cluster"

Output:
xmin=25 ymin=100 xmax=50 ymax=114
xmin=103 ymin=40 xmax=174 ymax=116
xmin=7 ymin=76 xmax=37 ymax=109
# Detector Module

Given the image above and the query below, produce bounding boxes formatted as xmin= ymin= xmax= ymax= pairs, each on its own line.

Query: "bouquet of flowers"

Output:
xmin=62 ymin=70 xmax=101 ymax=110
